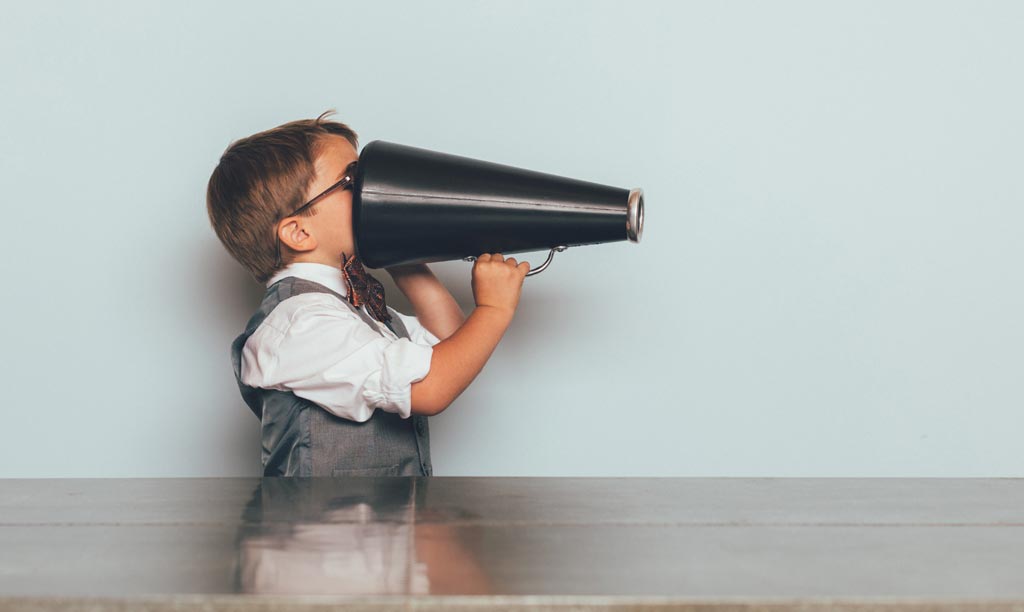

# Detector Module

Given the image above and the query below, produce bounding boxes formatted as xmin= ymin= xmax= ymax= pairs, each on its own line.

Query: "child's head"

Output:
xmin=207 ymin=110 xmax=360 ymax=283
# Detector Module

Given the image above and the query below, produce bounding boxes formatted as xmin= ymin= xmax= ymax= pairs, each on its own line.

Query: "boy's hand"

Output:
xmin=471 ymin=253 xmax=529 ymax=318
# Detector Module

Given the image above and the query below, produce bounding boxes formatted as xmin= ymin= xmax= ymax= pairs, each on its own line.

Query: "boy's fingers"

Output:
xmin=506 ymin=257 xmax=518 ymax=267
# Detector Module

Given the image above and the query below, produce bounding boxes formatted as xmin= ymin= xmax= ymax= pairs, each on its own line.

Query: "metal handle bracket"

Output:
xmin=463 ymin=245 xmax=569 ymax=277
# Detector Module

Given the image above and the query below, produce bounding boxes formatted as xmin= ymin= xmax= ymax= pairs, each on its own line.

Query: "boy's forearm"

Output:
xmin=409 ymin=305 xmax=513 ymax=415
xmin=387 ymin=264 xmax=465 ymax=340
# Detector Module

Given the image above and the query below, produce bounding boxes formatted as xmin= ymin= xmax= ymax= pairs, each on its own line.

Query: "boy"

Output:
xmin=206 ymin=110 xmax=529 ymax=477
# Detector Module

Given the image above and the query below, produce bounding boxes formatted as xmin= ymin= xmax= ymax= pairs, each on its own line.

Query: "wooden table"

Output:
xmin=1 ymin=477 xmax=1023 ymax=611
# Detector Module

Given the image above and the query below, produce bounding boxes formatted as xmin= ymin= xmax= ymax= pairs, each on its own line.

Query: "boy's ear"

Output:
xmin=278 ymin=218 xmax=318 ymax=254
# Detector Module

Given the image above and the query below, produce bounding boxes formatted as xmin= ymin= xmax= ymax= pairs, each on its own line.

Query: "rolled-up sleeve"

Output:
xmin=240 ymin=295 xmax=435 ymax=422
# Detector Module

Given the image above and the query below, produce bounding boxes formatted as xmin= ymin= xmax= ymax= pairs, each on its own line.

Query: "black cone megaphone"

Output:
xmin=351 ymin=140 xmax=644 ymax=276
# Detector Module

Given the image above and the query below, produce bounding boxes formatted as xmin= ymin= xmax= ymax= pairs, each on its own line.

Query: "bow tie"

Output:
xmin=340 ymin=251 xmax=393 ymax=327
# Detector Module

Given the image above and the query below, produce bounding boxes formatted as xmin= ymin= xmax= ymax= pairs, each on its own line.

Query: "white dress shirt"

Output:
xmin=240 ymin=262 xmax=441 ymax=422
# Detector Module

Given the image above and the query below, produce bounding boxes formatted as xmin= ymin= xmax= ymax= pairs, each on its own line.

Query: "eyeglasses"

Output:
xmin=274 ymin=160 xmax=359 ymax=268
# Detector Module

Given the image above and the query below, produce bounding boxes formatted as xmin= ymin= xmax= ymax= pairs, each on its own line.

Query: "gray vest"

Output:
xmin=230 ymin=276 xmax=432 ymax=477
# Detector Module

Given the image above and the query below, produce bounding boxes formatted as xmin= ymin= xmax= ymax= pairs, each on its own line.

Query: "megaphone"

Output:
xmin=352 ymin=140 xmax=644 ymax=276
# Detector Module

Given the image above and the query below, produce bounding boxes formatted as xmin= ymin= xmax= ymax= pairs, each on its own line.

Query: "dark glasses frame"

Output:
xmin=274 ymin=160 xmax=359 ymax=268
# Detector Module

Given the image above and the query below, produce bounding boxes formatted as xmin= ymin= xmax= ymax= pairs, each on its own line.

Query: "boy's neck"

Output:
xmin=289 ymin=253 xmax=344 ymax=272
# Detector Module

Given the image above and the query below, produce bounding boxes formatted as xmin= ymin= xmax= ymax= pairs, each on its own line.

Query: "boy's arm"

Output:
xmin=407 ymin=305 xmax=514 ymax=416
xmin=388 ymin=256 xmax=526 ymax=416
xmin=386 ymin=263 xmax=466 ymax=340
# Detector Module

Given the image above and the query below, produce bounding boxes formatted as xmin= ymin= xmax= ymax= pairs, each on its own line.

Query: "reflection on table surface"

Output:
xmin=234 ymin=478 xmax=490 ymax=595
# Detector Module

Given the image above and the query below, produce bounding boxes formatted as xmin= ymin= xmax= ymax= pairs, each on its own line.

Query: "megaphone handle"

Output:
xmin=463 ymin=245 xmax=569 ymax=277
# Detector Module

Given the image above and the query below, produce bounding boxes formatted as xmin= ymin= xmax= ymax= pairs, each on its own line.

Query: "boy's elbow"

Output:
xmin=410 ymin=398 xmax=447 ymax=417
xmin=410 ymin=379 xmax=449 ymax=416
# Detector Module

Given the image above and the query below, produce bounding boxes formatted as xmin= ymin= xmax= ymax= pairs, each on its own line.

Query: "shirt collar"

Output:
xmin=265 ymin=262 xmax=348 ymax=298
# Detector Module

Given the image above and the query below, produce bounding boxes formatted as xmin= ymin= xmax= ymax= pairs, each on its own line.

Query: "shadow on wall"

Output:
xmin=194 ymin=238 xmax=267 ymax=474
xmin=199 ymin=240 xmax=270 ymax=320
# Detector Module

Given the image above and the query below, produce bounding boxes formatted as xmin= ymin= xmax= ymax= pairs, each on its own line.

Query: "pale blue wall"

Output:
xmin=1 ymin=0 xmax=1020 ymax=477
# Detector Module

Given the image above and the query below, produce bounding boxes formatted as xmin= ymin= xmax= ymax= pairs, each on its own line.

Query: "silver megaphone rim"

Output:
xmin=627 ymin=188 xmax=644 ymax=243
